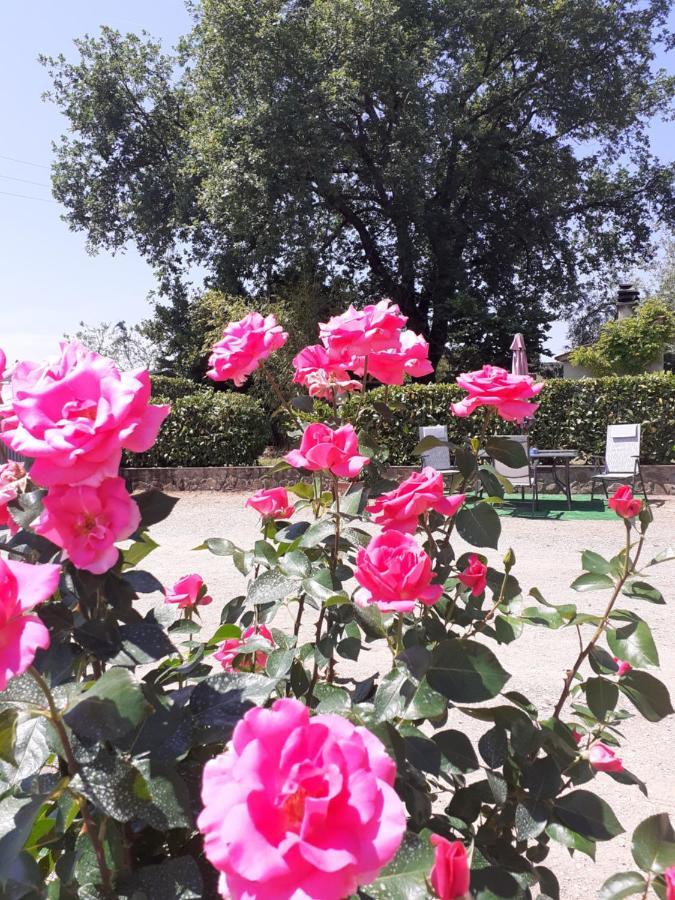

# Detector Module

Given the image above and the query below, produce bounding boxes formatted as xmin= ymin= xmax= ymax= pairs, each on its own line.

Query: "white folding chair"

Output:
xmin=417 ymin=425 xmax=459 ymax=475
xmin=590 ymin=424 xmax=647 ymax=501
xmin=492 ymin=434 xmax=537 ymax=514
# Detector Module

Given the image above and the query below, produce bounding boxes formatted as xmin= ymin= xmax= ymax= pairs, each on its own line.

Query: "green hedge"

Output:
xmin=337 ymin=374 xmax=674 ymax=465
xmin=150 ymin=375 xmax=207 ymax=401
xmin=124 ymin=392 xmax=270 ymax=467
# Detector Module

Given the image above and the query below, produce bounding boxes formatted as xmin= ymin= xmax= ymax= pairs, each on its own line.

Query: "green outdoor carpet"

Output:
xmin=495 ymin=493 xmax=616 ymax=521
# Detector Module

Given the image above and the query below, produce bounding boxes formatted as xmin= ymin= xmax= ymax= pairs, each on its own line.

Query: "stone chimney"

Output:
xmin=616 ymin=282 xmax=639 ymax=320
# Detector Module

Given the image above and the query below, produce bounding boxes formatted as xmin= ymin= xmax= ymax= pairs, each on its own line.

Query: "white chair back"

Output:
xmin=418 ymin=425 xmax=452 ymax=471
xmin=492 ymin=434 xmax=531 ymax=487
xmin=605 ymin=424 xmax=640 ymax=473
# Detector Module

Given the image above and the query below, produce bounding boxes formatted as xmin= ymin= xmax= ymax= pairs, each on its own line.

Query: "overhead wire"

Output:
xmin=0 ymin=173 xmax=51 ymax=188
xmin=0 ymin=189 xmax=56 ymax=203
xmin=0 ymin=153 xmax=50 ymax=169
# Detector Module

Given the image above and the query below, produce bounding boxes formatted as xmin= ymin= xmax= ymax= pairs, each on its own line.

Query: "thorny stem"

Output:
xmin=306 ymin=607 xmax=327 ymax=704
xmin=259 ymin=362 xmax=303 ymax=427
xmin=293 ymin=595 xmax=305 ymax=638
xmin=28 ymin=667 xmax=113 ymax=896
xmin=552 ymin=521 xmax=640 ymax=719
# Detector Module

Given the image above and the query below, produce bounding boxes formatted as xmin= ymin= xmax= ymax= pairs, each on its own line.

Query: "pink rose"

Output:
xmin=355 ymin=531 xmax=443 ymax=613
xmin=0 ymin=461 xmax=25 ymax=533
xmin=366 ymin=467 xmax=465 ymax=533
xmin=207 ymin=313 xmax=288 ymax=386
xmin=608 ymin=485 xmax=642 ymax=519
xmin=0 ymin=341 xmax=169 ymax=487
xmin=197 ymin=697 xmax=406 ymax=900
xmin=451 ymin=364 xmax=543 ymax=423
xmin=665 ymin=867 xmax=675 ymax=900
xmin=572 ymin=729 xmax=583 ymax=746
xmin=320 ymin=300 xmax=407 ymax=356
xmin=353 ymin=330 xmax=434 ymax=386
xmin=613 ymin=657 xmax=632 ymax=677
xmin=429 ymin=835 xmax=470 ymax=900
xmin=213 ymin=624 xmax=275 ymax=672
xmin=588 ymin=742 xmax=623 ymax=773
xmin=246 ymin=487 xmax=295 ymax=520
xmin=34 ymin=477 xmax=140 ymax=575
xmin=458 ymin=554 xmax=488 ymax=597
xmin=285 ymin=423 xmax=370 ymax=478
xmin=0 ymin=347 xmax=6 ymax=380
xmin=164 ymin=574 xmax=213 ymax=609
xmin=0 ymin=557 xmax=61 ymax=691
xmin=292 ymin=344 xmax=361 ymax=399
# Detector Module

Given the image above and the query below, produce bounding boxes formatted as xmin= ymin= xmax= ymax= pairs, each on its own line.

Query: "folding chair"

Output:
xmin=590 ymin=424 xmax=648 ymax=502
xmin=417 ymin=425 xmax=459 ymax=475
xmin=492 ymin=434 xmax=537 ymax=514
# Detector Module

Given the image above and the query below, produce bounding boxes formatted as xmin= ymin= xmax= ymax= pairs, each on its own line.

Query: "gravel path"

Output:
xmin=141 ymin=492 xmax=675 ymax=899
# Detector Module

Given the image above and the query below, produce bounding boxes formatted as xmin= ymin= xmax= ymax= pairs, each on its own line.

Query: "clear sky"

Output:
xmin=0 ymin=1 xmax=673 ymax=367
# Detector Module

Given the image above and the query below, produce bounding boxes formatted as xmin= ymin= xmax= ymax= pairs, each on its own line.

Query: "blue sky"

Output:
xmin=0 ymin=2 xmax=673 ymax=367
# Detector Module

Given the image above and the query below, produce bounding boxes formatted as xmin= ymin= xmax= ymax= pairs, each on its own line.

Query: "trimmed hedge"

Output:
xmin=124 ymin=392 xmax=270 ymax=467
xmin=337 ymin=373 xmax=674 ymax=465
xmin=150 ymin=375 xmax=207 ymax=401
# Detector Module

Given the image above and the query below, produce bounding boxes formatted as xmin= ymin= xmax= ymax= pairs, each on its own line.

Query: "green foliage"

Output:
xmin=570 ymin=300 xmax=675 ymax=376
xmin=334 ymin=374 xmax=675 ymax=464
xmin=150 ymin=375 xmax=207 ymax=401
xmin=125 ymin=392 xmax=270 ymax=467
xmin=42 ymin=3 xmax=675 ymax=366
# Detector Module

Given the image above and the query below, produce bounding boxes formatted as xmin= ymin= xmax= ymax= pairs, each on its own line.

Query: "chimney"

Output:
xmin=616 ymin=282 xmax=639 ymax=320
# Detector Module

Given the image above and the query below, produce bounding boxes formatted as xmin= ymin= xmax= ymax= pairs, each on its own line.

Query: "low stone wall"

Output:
xmin=122 ymin=464 xmax=674 ymax=495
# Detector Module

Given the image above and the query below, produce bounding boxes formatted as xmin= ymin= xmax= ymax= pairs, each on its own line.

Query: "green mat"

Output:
xmin=495 ymin=493 xmax=615 ymax=521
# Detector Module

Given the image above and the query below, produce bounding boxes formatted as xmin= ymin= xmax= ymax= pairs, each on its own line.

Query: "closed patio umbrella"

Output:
xmin=510 ymin=333 xmax=529 ymax=376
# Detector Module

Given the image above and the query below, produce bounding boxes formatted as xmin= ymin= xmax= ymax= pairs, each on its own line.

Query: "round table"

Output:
xmin=529 ymin=449 xmax=578 ymax=510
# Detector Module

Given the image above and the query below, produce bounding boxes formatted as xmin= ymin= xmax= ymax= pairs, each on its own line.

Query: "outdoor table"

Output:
xmin=529 ymin=449 xmax=577 ymax=510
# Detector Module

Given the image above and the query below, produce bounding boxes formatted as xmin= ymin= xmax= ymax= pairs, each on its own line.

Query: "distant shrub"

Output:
xmin=150 ymin=374 xmax=207 ymax=401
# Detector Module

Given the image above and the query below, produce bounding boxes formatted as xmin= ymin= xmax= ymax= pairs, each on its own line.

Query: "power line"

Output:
xmin=0 ymin=173 xmax=51 ymax=188
xmin=0 ymin=189 xmax=56 ymax=203
xmin=0 ymin=154 xmax=50 ymax=170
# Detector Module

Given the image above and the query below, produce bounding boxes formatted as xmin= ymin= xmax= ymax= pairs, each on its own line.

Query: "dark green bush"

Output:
xmin=150 ymin=374 xmax=207 ymax=401
xmin=337 ymin=374 xmax=674 ymax=464
xmin=125 ymin=392 xmax=270 ymax=466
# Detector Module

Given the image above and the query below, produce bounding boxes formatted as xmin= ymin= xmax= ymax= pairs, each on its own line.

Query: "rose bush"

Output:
xmin=0 ymin=313 xmax=672 ymax=900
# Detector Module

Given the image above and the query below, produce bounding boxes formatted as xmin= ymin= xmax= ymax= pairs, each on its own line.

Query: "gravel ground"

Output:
xmin=141 ymin=491 xmax=675 ymax=899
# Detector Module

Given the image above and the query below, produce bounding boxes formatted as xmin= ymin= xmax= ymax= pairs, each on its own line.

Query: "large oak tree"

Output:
xmin=44 ymin=0 xmax=675 ymax=367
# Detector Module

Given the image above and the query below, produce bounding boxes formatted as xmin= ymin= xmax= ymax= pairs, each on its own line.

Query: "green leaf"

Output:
xmin=0 ymin=708 xmax=18 ymax=766
xmin=208 ymin=623 xmax=241 ymax=645
xmin=64 ymin=669 xmax=149 ymax=744
xmin=631 ymin=813 xmax=675 ymax=873
xmin=427 ymin=639 xmax=510 ymax=702
xmin=546 ymin=822 xmax=596 ymax=860
xmin=607 ymin=616 xmax=659 ymax=668
xmin=314 ymin=683 xmax=351 ymax=714
xmin=619 ymin=671 xmax=674 ymax=722
xmin=361 ymin=831 xmax=435 ymax=899
xmin=134 ymin=489 xmax=179 ymax=529
xmin=247 ymin=570 xmax=298 ymax=606
xmin=189 ymin=672 xmax=277 ymax=744
xmin=0 ymin=795 xmax=48 ymax=879
xmin=515 ymin=799 xmax=548 ymax=840
xmin=124 ymin=857 xmax=203 ymax=900
xmin=647 ymin=546 xmax=675 ymax=566
xmin=622 ymin=580 xmax=665 ymax=604
xmin=279 ymin=550 xmax=312 ymax=578
xmin=455 ymin=503 xmax=501 ymax=549
xmin=585 ymin=677 xmax=619 ymax=722
xmin=412 ymin=435 xmax=447 ymax=455
xmin=253 ymin=540 xmax=278 ymax=566
xmin=455 ymin=446 xmax=476 ymax=479
xmin=373 ymin=669 xmax=413 ymax=723
xmin=265 ymin=648 xmax=294 ymax=679
xmin=486 ymin=436 xmax=528 ymax=467
xmin=554 ymin=790 xmax=624 ymax=841
xmin=478 ymin=465 xmax=505 ymax=499
xmin=433 ymin=729 xmax=480 ymax=773
xmin=571 ymin=573 xmax=614 ymax=591
xmin=287 ymin=481 xmax=315 ymax=500
xmin=598 ymin=872 xmax=647 ymax=900
xmin=193 ymin=537 xmax=236 ymax=555
xmin=299 ymin=518 xmax=335 ymax=547
xmin=581 ymin=550 xmax=612 ymax=575
xmin=339 ymin=484 xmax=368 ymax=516
xmin=0 ymin=715 xmax=50 ymax=786
xmin=122 ymin=530 xmax=159 ymax=569
xmin=404 ymin=679 xmax=447 ymax=721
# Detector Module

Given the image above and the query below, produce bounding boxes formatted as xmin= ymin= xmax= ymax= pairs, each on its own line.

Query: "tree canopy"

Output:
xmin=43 ymin=0 xmax=675 ymax=368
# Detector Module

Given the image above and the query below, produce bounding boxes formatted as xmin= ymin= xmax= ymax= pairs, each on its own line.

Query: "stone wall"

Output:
xmin=121 ymin=464 xmax=675 ymax=495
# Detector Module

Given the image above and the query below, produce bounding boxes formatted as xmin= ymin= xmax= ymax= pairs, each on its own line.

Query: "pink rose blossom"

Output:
xmin=588 ymin=742 xmax=623 ymax=773
xmin=366 ymin=467 xmax=465 ymax=533
xmin=197 ymin=697 xmax=406 ymax=900
xmin=285 ymin=423 xmax=370 ymax=479
xmin=429 ymin=835 xmax=471 ymax=900
xmin=213 ymin=624 xmax=275 ymax=672
xmin=0 ymin=341 xmax=169 ymax=487
xmin=353 ymin=330 xmax=434 ymax=386
xmin=0 ymin=461 xmax=25 ymax=533
xmin=613 ymin=657 xmax=632 ymax=677
xmin=164 ymin=574 xmax=213 ymax=609
xmin=451 ymin=364 xmax=543 ymax=423
xmin=665 ymin=867 xmax=675 ymax=900
xmin=0 ymin=557 xmax=61 ymax=691
xmin=34 ymin=477 xmax=140 ymax=575
xmin=458 ymin=554 xmax=488 ymax=597
xmin=292 ymin=344 xmax=361 ymax=399
xmin=207 ymin=313 xmax=288 ymax=386
xmin=320 ymin=300 xmax=407 ymax=356
xmin=572 ymin=729 xmax=583 ymax=746
xmin=246 ymin=487 xmax=295 ymax=520
xmin=355 ymin=531 xmax=443 ymax=613
xmin=0 ymin=347 xmax=6 ymax=380
xmin=608 ymin=485 xmax=642 ymax=519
